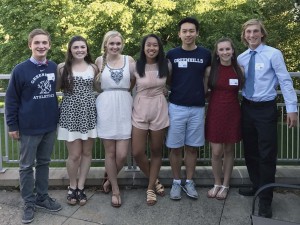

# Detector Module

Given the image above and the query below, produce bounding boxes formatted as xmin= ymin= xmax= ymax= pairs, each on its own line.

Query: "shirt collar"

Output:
xmin=30 ymin=57 xmax=48 ymax=66
xmin=247 ymin=43 xmax=265 ymax=54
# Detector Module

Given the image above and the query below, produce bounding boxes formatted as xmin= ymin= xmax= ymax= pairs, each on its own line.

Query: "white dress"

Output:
xmin=96 ymin=55 xmax=133 ymax=139
xmin=57 ymin=65 xmax=97 ymax=141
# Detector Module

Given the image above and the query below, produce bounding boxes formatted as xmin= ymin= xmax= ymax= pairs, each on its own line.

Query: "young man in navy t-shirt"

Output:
xmin=166 ymin=17 xmax=211 ymax=200
xmin=5 ymin=29 xmax=62 ymax=224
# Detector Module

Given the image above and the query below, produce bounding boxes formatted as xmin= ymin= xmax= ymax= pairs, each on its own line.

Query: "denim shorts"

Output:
xmin=166 ymin=103 xmax=205 ymax=148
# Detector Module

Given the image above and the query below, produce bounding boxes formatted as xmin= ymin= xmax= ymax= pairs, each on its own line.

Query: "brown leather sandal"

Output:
xmin=146 ymin=189 xmax=157 ymax=206
xmin=111 ymin=193 xmax=121 ymax=208
xmin=155 ymin=179 xmax=165 ymax=197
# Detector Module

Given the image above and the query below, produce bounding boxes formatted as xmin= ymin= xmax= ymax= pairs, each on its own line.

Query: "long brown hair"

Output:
xmin=136 ymin=34 xmax=169 ymax=78
xmin=208 ymin=37 xmax=244 ymax=90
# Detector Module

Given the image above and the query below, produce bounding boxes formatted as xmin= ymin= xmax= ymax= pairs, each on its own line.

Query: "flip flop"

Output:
xmin=216 ymin=185 xmax=230 ymax=200
xmin=111 ymin=193 xmax=121 ymax=208
xmin=207 ymin=185 xmax=222 ymax=198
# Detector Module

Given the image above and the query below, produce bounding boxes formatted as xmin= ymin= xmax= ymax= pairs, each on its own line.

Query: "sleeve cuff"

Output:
xmin=286 ymin=105 xmax=298 ymax=113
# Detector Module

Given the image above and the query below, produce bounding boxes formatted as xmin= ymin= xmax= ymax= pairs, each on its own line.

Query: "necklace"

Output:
xmin=110 ymin=68 xmax=124 ymax=85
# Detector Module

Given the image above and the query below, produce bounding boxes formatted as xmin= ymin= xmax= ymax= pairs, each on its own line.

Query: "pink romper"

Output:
xmin=132 ymin=63 xmax=169 ymax=130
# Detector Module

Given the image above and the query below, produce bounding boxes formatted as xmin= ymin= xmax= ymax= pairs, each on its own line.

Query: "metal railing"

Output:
xmin=0 ymin=73 xmax=299 ymax=172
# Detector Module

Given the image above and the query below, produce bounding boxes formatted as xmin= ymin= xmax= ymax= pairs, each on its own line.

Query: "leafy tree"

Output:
xmin=0 ymin=0 xmax=299 ymax=76
xmin=258 ymin=0 xmax=300 ymax=72
xmin=0 ymin=0 xmax=71 ymax=72
xmin=198 ymin=0 xmax=262 ymax=54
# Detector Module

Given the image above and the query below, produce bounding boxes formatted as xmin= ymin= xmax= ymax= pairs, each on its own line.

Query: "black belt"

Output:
xmin=242 ymin=97 xmax=276 ymax=106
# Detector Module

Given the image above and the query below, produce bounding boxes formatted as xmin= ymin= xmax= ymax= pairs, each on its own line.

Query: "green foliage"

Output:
xmin=0 ymin=0 xmax=299 ymax=74
xmin=83 ymin=1 xmax=134 ymax=58
xmin=199 ymin=0 xmax=262 ymax=53
xmin=258 ymin=0 xmax=300 ymax=72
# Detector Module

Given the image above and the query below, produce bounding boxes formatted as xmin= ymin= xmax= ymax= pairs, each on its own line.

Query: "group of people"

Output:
xmin=4 ymin=16 xmax=298 ymax=224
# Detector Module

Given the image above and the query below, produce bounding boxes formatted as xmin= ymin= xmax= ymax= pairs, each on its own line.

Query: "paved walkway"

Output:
xmin=0 ymin=166 xmax=299 ymax=225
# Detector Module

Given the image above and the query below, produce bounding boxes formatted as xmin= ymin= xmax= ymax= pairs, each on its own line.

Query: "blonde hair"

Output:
xmin=96 ymin=31 xmax=125 ymax=81
xmin=100 ymin=30 xmax=124 ymax=54
xmin=241 ymin=19 xmax=268 ymax=46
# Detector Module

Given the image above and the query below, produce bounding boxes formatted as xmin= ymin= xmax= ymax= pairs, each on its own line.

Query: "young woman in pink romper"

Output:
xmin=131 ymin=34 xmax=171 ymax=206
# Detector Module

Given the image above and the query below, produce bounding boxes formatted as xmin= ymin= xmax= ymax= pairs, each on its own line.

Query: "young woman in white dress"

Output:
xmin=95 ymin=31 xmax=135 ymax=207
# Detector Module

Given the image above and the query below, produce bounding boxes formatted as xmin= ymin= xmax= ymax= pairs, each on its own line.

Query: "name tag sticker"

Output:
xmin=178 ymin=61 xmax=188 ymax=68
xmin=47 ymin=73 xmax=55 ymax=81
xmin=229 ymin=79 xmax=238 ymax=86
xmin=255 ymin=63 xmax=264 ymax=70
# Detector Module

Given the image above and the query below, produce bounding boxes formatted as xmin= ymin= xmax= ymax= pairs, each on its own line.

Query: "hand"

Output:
xmin=8 ymin=131 xmax=19 ymax=140
xmin=286 ymin=112 xmax=298 ymax=128
xmin=163 ymin=86 xmax=169 ymax=97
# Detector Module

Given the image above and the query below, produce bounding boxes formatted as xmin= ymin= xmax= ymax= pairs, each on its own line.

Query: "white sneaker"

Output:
xmin=182 ymin=181 xmax=198 ymax=199
xmin=170 ymin=182 xmax=182 ymax=200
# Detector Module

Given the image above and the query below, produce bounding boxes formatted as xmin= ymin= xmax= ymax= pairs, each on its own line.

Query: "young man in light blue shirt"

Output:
xmin=237 ymin=19 xmax=298 ymax=218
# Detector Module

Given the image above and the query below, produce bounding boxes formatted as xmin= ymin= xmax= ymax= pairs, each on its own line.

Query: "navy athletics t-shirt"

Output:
xmin=167 ymin=46 xmax=211 ymax=107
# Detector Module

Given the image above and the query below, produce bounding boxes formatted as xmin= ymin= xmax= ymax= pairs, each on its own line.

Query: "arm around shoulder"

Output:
xmin=91 ymin=63 xmax=99 ymax=75
xmin=204 ymin=66 xmax=211 ymax=95
xmin=128 ymin=56 xmax=135 ymax=64
xmin=129 ymin=59 xmax=136 ymax=92
xmin=95 ymin=56 xmax=103 ymax=69
xmin=91 ymin=63 xmax=101 ymax=93
xmin=166 ymin=59 xmax=172 ymax=86
xmin=56 ymin=63 xmax=64 ymax=91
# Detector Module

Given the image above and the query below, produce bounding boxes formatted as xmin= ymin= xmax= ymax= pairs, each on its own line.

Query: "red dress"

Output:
xmin=205 ymin=64 xmax=242 ymax=143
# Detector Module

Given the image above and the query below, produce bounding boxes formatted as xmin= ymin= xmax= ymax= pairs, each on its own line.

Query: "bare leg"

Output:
xmin=103 ymin=139 xmax=119 ymax=206
xmin=103 ymin=139 xmax=129 ymax=206
xmin=169 ymin=147 xmax=183 ymax=180
xmin=215 ymin=143 xmax=233 ymax=200
xmin=113 ymin=139 xmax=130 ymax=206
xmin=207 ymin=142 xmax=223 ymax=197
xmin=66 ymin=140 xmax=82 ymax=189
xmin=184 ymin=145 xmax=197 ymax=180
xmin=77 ymin=138 xmax=94 ymax=189
xmin=222 ymin=143 xmax=234 ymax=187
xmin=210 ymin=142 xmax=223 ymax=186
xmin=148 ymin=129 xmax=165 ymax=190
xmin=132 ymin=127 xmax=150 ymax=177
xmin=103 ymin=139 xmax=118 ymax=193
xmin=132 ymin=126 xmax=165 ymax=190
xmin=115 ymin=140 xmax=129 ymax=174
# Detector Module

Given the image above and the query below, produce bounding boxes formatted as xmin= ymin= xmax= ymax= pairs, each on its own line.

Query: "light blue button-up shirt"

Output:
xmin=237 ymin=44 xmax=297 ymax=113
